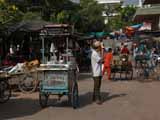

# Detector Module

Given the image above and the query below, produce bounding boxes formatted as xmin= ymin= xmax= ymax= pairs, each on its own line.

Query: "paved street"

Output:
xmin=1 ymin=73 xmax=160 ymax=120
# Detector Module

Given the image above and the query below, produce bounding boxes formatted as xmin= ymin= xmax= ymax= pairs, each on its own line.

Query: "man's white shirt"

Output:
xmin=91 ymin=49 xmax=102 ymax=77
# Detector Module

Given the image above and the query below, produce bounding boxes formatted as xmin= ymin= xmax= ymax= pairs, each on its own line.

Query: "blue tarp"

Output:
xmin=89 ymin=32 xmax=108 ymax=38
xmin=130 ymin=24 xmax=143 ymax=29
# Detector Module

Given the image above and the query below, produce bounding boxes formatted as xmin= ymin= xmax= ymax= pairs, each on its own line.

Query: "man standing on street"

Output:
xmin=91 ymin=41 xmax=103 ymax=105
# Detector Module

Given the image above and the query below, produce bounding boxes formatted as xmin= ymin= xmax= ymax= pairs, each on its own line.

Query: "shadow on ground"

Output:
xmin=0 ymin=92 xmax=127 ymax=120
xmin=0 ymin=98 xmax=41 ymax=120
xmin=78 ymin=72 xmax=92 ymax=81
xmin=79 ymin=92 xmax=127 ymax=108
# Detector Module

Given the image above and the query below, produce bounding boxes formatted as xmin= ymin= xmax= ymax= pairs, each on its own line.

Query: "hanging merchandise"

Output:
xmin=9 ymin=45 xmax=14 ymax=55
xmin=50 ymin=42 xmax=55 ymax=53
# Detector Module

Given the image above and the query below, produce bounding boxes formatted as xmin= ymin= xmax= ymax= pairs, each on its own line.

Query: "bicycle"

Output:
xmin=135 ymin=56 xmax=155 ymax=80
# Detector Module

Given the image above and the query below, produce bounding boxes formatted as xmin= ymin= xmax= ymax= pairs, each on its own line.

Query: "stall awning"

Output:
xmin=72 ymin=32 xmax=94 ymax=41
xmin=89 ymin=32 xmax=108 ymax=38
xmin=7 ymin=20 xmax=51 ymax=34
xmin=130 ymin=24 xmax=143 ymax=29
xmin=19 ymin=20 xmax=51 ymax=32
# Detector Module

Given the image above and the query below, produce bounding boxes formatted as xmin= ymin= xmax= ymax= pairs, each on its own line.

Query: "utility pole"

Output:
xmin=139 ymin=0 xmax=143 ymax=8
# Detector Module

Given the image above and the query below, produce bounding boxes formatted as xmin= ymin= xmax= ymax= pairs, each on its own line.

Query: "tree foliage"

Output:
xmin=1 ymin=0 xmax=136 ymax=34
xmin=106 ymin=5 xmax=136 ymax=31
xmin=78 ymin=0 xmax=105 ymax=32
xmin=22 ymin=12 xmax=41 ymax=21
xmin=120 ymin=6 xmax=136 ymax=24
xmin=0 ymin=0 xmax=22 ymax=28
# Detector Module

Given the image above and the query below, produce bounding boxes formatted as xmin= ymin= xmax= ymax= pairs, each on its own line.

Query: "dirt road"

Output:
xmin=1 ymin=73 xmax=160 ymax=120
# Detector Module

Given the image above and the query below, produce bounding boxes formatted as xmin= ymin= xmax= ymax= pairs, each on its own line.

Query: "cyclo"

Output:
xmin=111 ymin=54 xmax=133 ymax=80
xmin=135 ymin=52 xmax=152 ymax=78
xmin=37 ymin=24 xmax=79 ymax=109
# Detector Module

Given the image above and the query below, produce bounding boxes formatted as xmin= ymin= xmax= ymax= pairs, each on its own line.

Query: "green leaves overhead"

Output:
xmin=0 ymin=0 xmax=136 ymax=34
xmin=0 ymin=0 xmax=23 ymax=30
xmin=106 ymin=5 xmax=136 ymax=31
xmin=78 ymin=0 xmax=105 ymax=32
xmin=22 ymin=12 xmax=41 ymax=21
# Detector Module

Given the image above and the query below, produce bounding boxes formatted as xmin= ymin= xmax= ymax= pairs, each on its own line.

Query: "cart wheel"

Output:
xmin=130 ymin=69 xmax=133 ymax=80
xmin=71 ymin=83 xmax=79 ymax=109
xmin=68 ymin=94 xmax=72 ymax=105
xmin=18 ymin=74 xmax=37 ymax=93
xmin=111 ymin=72 xmax=116 ymax=80
xmin=39 ymin=93 xmax=48 ymax=108
xmin=0 ymin=80 xmax=11 ymax=103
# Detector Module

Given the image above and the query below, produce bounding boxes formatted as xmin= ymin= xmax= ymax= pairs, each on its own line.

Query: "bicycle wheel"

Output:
xmin=18 ymin=74 xmax=37 ymax=93
xmin=0 ymin=80 xmax=11 ymax=103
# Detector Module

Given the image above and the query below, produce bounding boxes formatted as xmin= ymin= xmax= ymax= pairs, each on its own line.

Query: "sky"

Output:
xmin=70 ymin=0 xmax=80 ymax=3
xmin=123 ymin=0 xmax=144 ymax=6
xmin=71 ymin=0 xmax=143 ymax=6
xmin=123 ymin=0 xmax=139 ymax=6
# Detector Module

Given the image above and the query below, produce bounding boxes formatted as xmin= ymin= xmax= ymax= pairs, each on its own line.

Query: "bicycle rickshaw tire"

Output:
xmin=0 ymin=80 xmax=11 ymax=103
xmin=39 ymin=93 xmax=48 ymax=108
xmin=126 ymin=69 xmax=133 ymax=80
xmin=18 ymin=74 xmax=37 ymax=94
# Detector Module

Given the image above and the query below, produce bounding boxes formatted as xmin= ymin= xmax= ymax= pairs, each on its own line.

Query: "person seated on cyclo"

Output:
xmin=136 ymin=44 xmax=150 ymax=60
xmin=120 ymin=43 xmax=130 ymax=62
xmin=144 ymin=48 xmax=154 ymax=70
xmin=143 ymin=46 xmax=151 ymax=60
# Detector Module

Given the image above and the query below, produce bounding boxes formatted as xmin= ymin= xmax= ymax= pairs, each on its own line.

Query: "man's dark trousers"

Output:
xmin=93 ymin=76 xmax=102 ymax=101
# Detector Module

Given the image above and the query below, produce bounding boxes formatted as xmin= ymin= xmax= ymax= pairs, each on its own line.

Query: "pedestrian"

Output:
xmin=102 ymin=48 xmax=113 ymax=80
xmin=132 ymin=43 xmax=139 ymax=67
xmin=91 ymin=41 xmax=103 ymax=104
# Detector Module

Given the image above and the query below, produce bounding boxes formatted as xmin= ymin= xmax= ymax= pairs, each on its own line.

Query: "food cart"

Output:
xmin=37 ymin=24 xmax=79 ymax=108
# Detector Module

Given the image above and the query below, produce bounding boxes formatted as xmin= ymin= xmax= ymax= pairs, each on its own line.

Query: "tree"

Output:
xmin=22 ymin=12 xmax=41 ymax=21
xmin=78 ymin=0 xmax=105 ymax=32
xmin=106 ymin=5 xmax=136 ymax=31
xmin=120 ymin=6 xmax=136 ymax=26
xmin=2 ymin=0 xmax=106 ymax=33
xmin=35 ymin=0 xmax=79 ymax=21
xmin=0 ymin=0 xmax=23 ymax=32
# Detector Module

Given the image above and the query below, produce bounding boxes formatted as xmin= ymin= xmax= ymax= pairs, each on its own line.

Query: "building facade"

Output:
xmin=134 ymin=0 xmax=160 ymax=31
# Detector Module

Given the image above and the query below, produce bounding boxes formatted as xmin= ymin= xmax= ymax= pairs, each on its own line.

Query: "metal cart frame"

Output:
xmin=38 ymin=24 xmax=79 ymax=108
xmin=37 ymin=65 xmax=79 ymax=108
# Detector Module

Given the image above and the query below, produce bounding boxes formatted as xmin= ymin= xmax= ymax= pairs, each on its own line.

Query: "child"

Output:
xmin=102 ymin=48 xmax=113 ymax=80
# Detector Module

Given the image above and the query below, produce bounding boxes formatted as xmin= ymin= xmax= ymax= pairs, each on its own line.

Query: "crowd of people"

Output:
xmin=90 ymin=39 xmax=159 ymax=105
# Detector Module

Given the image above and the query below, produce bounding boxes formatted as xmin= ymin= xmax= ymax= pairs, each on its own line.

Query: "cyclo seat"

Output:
xmin=135 ymin=54 xmax=150 ymax=62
